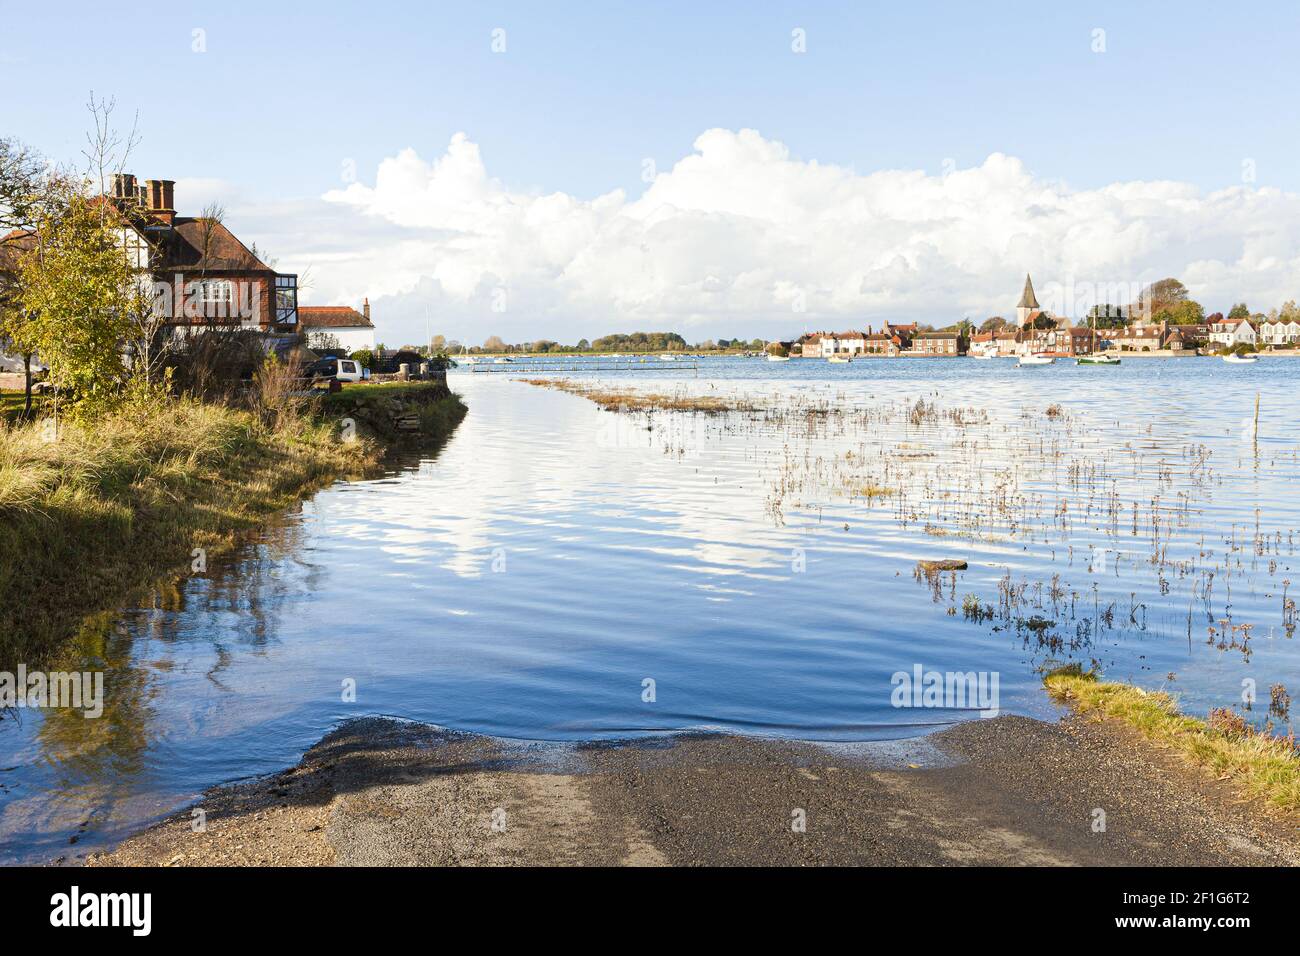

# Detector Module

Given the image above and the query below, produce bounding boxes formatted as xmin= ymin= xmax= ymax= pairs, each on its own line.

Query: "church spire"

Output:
xmin=1017 ymin=274 xmax=1039 ymax=310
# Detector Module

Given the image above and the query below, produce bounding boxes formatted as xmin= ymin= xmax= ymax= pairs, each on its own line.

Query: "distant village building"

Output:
xmin=1111 ymin=325 xmax=1166 ymax=351
xmin=1258 ymin=318 xmax=1300 ymax=346
xmin=1207 ymin=316 xmax=1256 ymax=348
xmin=801 ymin=325 xmax=912 ymax=357
xmin=910 ymin=330 xmax=966 ymax=355
xmin=298 ymin=300 xmax=377 ymax=353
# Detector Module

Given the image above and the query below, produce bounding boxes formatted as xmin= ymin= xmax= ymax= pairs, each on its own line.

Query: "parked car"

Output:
xmin=303 ymin=357 xmax=366 ymax=383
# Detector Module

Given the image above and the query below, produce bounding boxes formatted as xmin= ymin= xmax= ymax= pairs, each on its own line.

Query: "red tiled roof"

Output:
xmin=0 ymin=229 xmax=35 ymax=271
xmin=160 ymin=218 xmax=272 ymax=272
xmin=298 ymin=306 xmax=374 ymax=329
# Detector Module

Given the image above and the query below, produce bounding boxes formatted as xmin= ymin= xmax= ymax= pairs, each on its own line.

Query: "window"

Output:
xmin=274 ymin=274 xmax=298 ymax=325
xmin=200 ymin=280 xmax=233 ymax=304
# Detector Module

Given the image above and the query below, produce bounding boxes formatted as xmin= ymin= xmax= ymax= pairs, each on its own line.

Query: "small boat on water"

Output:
xmin=659 ymin=354 xmax=677 ymax=361
xmin=971 ymin=347 xmax=998 ymax=360
xmin=1222 ymin=353 xmax=1258 ymax=364
xmin=827 ymin=355 xmax=852 ymax=364
xmin=1078 ymin=353 xmax=1121 ymax=366
xmin=493 ymin=357 xmax=514 ymax=365
xmin=1018 ymin=353 xmax=1054 ymax=366
xmin=767 ymin=353 xmax=790 ymax=362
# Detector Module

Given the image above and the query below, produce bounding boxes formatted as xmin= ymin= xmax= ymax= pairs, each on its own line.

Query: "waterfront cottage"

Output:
xmin=100 ymin=174 xmax=300 ymax=339
xmin=864 ymin=332 xmax=900 ymax=355
xmin=1111 ymin=325 xmax=1166 ymax=352
xmin=802 ymin=330 xmax=870 ymax=356
xmin=1258 ymin=318 xmax=1300 ymax=347
xmin=1207 ymin=316 xmax=1256 ymax=348
xmin=299 ymin=301 xmax=377 ymax=353
xmin=910 ymin=330 xmax=966 ymax=355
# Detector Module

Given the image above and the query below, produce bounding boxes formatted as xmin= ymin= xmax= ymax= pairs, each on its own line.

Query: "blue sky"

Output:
xmin=6 ymin=2 xmax=1298 ymax=196
xmin=4 ymin=2 xmax=1300 ymax=343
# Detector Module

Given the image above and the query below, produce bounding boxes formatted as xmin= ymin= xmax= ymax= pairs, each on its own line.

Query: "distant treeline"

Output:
xmin=442 ymin=331 xmax=770 ymax=354
xmin=590 ymin=332 xmax=688 ymax=351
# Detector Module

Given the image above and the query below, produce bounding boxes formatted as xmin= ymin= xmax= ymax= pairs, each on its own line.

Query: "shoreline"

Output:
xmin=85 ymin=700 xmax=1300 ymax=867
xmin=0 ymin=382 xmax=466 ymax=669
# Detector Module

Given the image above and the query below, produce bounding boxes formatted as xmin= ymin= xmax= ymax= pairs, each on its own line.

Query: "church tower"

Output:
xmin=1016 ymin=274 xmax=1039 ymax=325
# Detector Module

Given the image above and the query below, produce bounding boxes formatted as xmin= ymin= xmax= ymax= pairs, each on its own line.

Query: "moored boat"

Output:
xmin=1078 ymin=353 xmax=1121 ymax=365
xmin=1222 ymin=352 xmax=1258 ymax=364
xmin=1018 ymin=353 xmax=1054 ymax=366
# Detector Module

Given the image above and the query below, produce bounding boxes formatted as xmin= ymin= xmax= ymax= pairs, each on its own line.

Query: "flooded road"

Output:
xmin=2 ymin=356 xmax=1298 ymax=863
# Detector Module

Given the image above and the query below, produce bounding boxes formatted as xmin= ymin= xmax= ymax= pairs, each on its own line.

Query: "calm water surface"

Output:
xmin=3 ymin=356 xmax=1298 ymax=862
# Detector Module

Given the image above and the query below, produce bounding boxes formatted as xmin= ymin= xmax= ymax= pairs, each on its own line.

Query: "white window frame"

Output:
xmin=200 ymin=280 xmax=234 ymax=305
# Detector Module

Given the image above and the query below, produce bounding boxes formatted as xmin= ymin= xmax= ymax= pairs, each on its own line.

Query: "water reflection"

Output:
xmin=2 ymin=357 xmax=1298 ymax=863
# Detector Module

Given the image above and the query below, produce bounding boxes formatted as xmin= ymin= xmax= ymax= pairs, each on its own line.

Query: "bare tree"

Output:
xmin=81 ymin=92 xmax=141 ymax=208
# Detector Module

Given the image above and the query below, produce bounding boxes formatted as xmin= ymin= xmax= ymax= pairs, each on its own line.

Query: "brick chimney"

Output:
xmin=363 ymin=298 xmax=371 ymax=323
xmin=145 ymin=178 xmax=176 ymax=224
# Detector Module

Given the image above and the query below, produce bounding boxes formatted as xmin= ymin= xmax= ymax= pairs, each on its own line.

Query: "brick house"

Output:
xmin=1111 ymin=324 xmax=1166 ymax=351
xmin=910 ymin=330 xmax=967 ymax=355
xmin=1163 ymin=324 xmax=1207 ymax=351
xmin=103 ymin=174 xmax=299 ymax=339
xmin=863 ymin=332 xmax=900 ymax=355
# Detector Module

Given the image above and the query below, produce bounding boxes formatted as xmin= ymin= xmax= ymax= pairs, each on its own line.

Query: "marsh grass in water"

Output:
xmin=533 ymin=372 xmax=1298 ymax=729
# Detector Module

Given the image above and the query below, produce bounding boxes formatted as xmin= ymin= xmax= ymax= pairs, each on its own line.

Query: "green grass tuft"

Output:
xmin=1045 ymin=673 xmax=1300 ymax=813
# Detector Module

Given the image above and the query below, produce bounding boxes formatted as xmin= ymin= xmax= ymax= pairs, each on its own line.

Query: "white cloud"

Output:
xmin=218 ymin=129 xmax=1300 ymax=345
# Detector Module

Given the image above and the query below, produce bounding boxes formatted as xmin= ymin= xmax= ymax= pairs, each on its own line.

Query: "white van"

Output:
xmin=306 ymin=358 xmax=366 ymax=383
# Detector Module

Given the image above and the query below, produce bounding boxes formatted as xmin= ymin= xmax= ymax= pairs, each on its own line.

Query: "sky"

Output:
xmin=3 ymin=1 xmax=1300 ymax=346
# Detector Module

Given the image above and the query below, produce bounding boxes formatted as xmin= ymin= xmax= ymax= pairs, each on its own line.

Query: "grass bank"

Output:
xmin=0 ymin=385 xmax=466 ymax=668
xmin=1045 ymin=666 xmax=1300 ymax=813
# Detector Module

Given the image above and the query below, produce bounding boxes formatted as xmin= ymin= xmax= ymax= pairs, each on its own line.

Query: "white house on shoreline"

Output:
xmin=1207 ymin=316 xmax=1256 ymax=348
xmin=1259 ymin=318 xmax=1300 ymax=346
xmin=298 ymin=299 xmax=377 ymax=353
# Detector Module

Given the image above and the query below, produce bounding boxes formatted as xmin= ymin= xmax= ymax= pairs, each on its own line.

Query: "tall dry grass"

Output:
xmin=0 ymin=391 xmax=375 ymax=668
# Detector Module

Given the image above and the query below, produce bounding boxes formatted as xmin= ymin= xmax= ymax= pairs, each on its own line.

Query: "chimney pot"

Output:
xmin=363 ymin=298 xmax=371 ymax=322
xmin=145 ymin=179 xmax=176 ymax=225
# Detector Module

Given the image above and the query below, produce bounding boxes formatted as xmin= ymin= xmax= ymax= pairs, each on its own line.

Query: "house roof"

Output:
xmin=0 ymin=229 xmax=35 ymax=272
xmin=158 ymin=218 xmax=273 ymax=272
xmin=914 ymin=330 xmax=960 ymax=339
xmin=298 ymin=306 xmax=374 ymax=329
xmin=1017 ymin=274 xmax=1039 ymax=310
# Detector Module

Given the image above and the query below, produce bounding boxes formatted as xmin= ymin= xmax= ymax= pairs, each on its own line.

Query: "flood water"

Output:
xmin=2 ymin=355 xmax=1298 ymax=863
